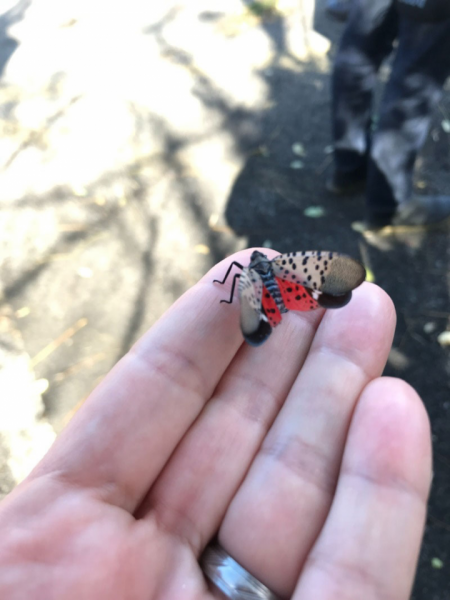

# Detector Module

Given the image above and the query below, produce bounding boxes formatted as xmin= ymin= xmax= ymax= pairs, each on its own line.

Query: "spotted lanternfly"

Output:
xmin=214 ymin=250 xmax=366 ymax=346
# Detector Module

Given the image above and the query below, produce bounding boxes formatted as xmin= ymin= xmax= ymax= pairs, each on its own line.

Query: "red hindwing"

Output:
xmin=261 ymin=279 xmax=319 ymax=327
xmin=276 ymin=278 xmax=319 ymax=311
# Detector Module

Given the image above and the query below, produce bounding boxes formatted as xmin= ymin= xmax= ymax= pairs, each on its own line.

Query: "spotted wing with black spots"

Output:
xmin=271 ymin=251 xmax=366 ymax=297
xmin=238 ymin=268 xmax=272 ymax=346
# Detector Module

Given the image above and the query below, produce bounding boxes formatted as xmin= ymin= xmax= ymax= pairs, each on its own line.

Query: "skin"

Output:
xmin=0 ymin=248 xmax=431 ymax=600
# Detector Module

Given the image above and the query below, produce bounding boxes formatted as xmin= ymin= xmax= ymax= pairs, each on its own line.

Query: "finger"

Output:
xmin=137 ymin=298 xmax=326 ymax=550
xmin=29 ymin=249 xmax=269 ymax=511
xmin=294 ymin=377 xmax=432 ymax=600
xmin=217 ymin=283 xmax=396 ymax=598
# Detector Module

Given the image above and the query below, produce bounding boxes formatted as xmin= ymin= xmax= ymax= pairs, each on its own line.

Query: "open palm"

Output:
xmin=0 ymin=249 xmax=431 ymax=600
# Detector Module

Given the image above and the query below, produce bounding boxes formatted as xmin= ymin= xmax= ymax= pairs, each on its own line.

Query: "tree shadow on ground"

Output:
xmin=222 ymin=5 xmax=450 ymax=599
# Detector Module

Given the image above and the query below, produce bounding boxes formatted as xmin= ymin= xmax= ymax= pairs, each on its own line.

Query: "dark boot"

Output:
xmin=326 ymin=164 xmax=367 ymax=195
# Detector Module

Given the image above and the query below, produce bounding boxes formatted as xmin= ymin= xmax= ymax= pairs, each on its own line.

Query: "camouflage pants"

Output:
xmin=332 ymin=0 xmax=450 ymax=219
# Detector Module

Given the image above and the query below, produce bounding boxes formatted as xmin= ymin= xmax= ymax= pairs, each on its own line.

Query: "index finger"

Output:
xmin=30 ymin=249 xmax=278 ymax=511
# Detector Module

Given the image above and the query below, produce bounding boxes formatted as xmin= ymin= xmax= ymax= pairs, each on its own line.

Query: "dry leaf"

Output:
xmin=195 ymin=244 xmax=210 ymax=255
xmin=16 ymin=306 xmax=30 ymax=318
xmin=388 ymin=347 xmax=409 ymax=370
xmin=437 ymin=331 xmax=450 ymax=346
xmin=304 ymin=206 xmax=325 ymax=218
xmin=290 ymin=160 xmax=304 ymax=169
xmin=292 ymin=142 xmax=306 ymax=156
xmin=423 ymin=322 xmax=436 ymax=334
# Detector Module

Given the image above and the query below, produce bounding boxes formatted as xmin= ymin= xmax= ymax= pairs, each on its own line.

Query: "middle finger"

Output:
xmin=138 ymin=288 xmax=324 ymax=546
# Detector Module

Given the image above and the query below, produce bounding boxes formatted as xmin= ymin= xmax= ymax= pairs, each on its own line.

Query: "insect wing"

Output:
xmin=238 ymin=268 xmax=272 ymax=346
xmin=271 ymin=251 xmax=365 ymax=307
xmin=276 ymin=279 xmax=319 ymax=311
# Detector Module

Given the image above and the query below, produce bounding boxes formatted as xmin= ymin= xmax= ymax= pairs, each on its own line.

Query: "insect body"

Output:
xmin=214 ymin=250 xmax=366 ymax=346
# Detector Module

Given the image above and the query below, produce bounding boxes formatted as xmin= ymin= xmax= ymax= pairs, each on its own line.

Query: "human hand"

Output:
xmin=0 ymin=249 xmax=431 ymax=600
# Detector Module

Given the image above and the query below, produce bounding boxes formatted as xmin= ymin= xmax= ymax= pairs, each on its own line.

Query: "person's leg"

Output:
xmin=329 ymin=0 xmax=398 ymax=193
xmin=366 ymin=16 xmax=450 ymax=226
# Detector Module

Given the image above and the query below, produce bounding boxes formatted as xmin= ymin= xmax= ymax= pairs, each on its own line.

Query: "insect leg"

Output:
xmin=213 ymin=261 xmax=244 ymax=285
xmin=220 ymin=273 xmax=241 ymax=304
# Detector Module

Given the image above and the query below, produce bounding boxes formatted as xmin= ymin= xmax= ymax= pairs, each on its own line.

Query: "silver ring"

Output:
xmin=201 ymin=541 xmax=281 ymax=600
